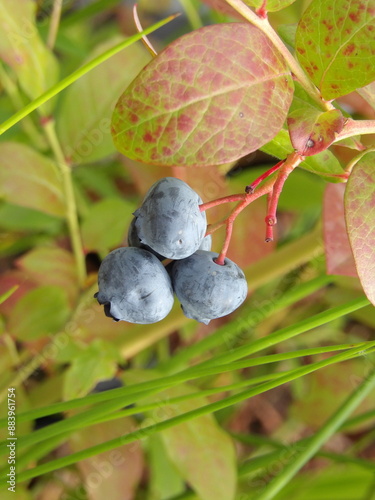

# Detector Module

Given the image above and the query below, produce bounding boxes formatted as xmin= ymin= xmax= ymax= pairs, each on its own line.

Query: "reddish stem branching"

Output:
xmin=200 ymin=152 xmax=304 ymax=265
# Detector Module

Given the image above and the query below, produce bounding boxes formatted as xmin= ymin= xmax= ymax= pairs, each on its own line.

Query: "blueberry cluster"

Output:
xmin=95 ymin=178 xmax=248 ymax=325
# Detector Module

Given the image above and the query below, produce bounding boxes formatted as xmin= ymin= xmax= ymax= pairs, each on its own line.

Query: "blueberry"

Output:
xmin=134 ymin=177 xmax=207 ymax=259
xmin=171 ymin=250 xmax=247 ymax=324
xmin=127 ymin=217 xmax=165 ymax=260
xmin=95 ymin=247 xmax=174 ymax=324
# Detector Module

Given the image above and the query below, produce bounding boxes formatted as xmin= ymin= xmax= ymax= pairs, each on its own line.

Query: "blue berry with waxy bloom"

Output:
xmin=133 ymin=177 xmax=207 ymax=259
xmin=170 ymin=250 xmax=247 ymax=324
xmin=95 ymin=247 xmax=174 ymax=324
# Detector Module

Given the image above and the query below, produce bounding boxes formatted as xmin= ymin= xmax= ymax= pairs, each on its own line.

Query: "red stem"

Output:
xmin=199 ymin=193 xmax=246 ymax=212
xmin=245 ymin=160 xmax=284 ymax=193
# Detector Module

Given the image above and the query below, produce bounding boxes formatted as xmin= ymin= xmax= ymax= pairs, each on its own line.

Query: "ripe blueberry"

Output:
xmin=171 ymin=250 xmax=247 ymax=324
xmin=133 ymin=177 xmax=207 ymax=259
xmin=95 ymin=247 xmax=174 ymax=324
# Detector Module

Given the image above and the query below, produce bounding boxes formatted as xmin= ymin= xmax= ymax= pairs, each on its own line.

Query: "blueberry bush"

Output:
xmin=0 ymin=1 xmax=375 ymax=499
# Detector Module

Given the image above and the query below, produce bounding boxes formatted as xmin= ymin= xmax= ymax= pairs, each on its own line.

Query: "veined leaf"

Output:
xmin=0 ymin=142 xmax=65 ymax=217
xmin=0 ymin=0 xmax=59 ymax=114
xmin=345 ymin=152 xmax=375 ymax=305
xmin=296 ymin=0 xmax=375 ymax=100
xmin=112 ymin=23 xmax=294 ymax=167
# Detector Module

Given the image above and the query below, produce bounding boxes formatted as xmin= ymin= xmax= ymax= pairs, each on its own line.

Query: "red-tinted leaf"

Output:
xmin=296 ymin=0 xmax=375 ymax=100
xmin=112 ymin=23 xmax=293 ymax=167
xmin=288 ymin=108 xmax=344 ymax=156
xmin=345 ymin=152 xmax=375 ymax=304
xmin=323 ymin=183 xmax=357 ymax=277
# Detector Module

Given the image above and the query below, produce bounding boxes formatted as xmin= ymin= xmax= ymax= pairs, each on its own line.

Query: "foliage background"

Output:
xmin=0 ymin=1 xmax=374 ymax=500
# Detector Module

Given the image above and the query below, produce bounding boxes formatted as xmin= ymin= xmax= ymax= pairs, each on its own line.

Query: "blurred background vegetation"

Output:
xmin=0 ymin=1 xmax=374 ymax=499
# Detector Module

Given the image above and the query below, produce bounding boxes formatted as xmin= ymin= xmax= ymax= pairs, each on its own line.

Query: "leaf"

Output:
xmin=260 ymin=128 xmax=345 ymax=179
xmin=0 ymin=142 xmax=65 ymax=217
xmin=63 ymin=340 xmax=120 ymax=400
xmin=0 ymin=0 xmax=59 ymax=114
xmin=148 ymin=435 xmax=185 ymax=500
xmin=296 ymin=0 xmax=375 ymax=100
xmin=57 ymin=37 xmax=151 ymax=165
xmin=71 ymin=417 xmax=144 ymax=500
xmin=16 ymin=246 xmax=79 ymax=306
xmin=81 ymin=198 xmax=136 ymax=255
xmin=345 ymin=152 xmax=375 ymax=305
xmin=0 ymin=202 xmax=62 ymax=233
xmin=8 ymin=285 xmax=71 ymax=341
xmin=287 ymin=108 xmax=344 ymax=156
xmin=0 ymin=270 xmax=36 ymax=317
xmin=323 ymin=183 xmax=357 ymax=277
xmin=112 ymin=23 xmax=294 ymax=167
xmin=151 ymin=384 xmax=237 ymax=500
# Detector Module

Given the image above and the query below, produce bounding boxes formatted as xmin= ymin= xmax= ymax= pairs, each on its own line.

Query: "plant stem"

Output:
xmin=43 ymin=119 xmax=86 ymax=288
xmin=224 ymin=0 xmax=332 ymax=111
xmin=47 ymin=0 xmax=63 ymax=49
xmin=0 ymin=15 xmax=178 ymax=136
xmin=0 ymin=64 xmax=47 ymax=150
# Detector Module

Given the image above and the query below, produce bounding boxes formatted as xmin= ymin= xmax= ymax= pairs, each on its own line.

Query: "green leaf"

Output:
xmin=16 ymin=246 xmax=79 ymax=306
xmin=81 ymin=197 xmax=136 ymax=255
xmin=112 ymin=23 xmax=294 ymax=167
xmin=288 ymin=108 xmax=344 ymax=156
xmin=0 ymin=142 xmax=65 ymax=217
xmin=155 ymin=385 xmax=237 ymax=500
xmin=345 ymin=152 xmax=375 ymax=305
xmin=260 ymin=128 xmax=345 ymax=179
xmin=148 ymin=434 xmax=185 ymax=500
xmin=272 ymin=464 xmax=375 ymax=500
xmin=296 ymin=0 xmax=375 ymax=100
xmin=57 ymin=36 xmax=150 ymax=165
xmin=63 ymin=340 xmax=120 ymax=400
xmin=8 ymin=285 xmax=71 ymax=341
xmin=0 ymin=0 xmax=59 ymax=114
xmin=0 ymin=202 xmax=62 ymax=233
